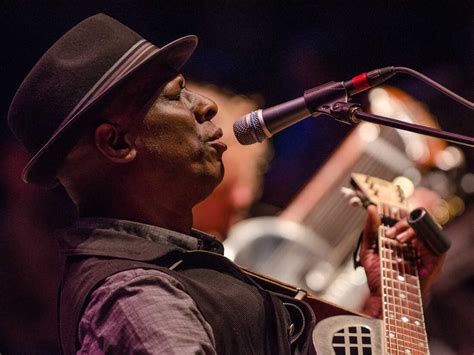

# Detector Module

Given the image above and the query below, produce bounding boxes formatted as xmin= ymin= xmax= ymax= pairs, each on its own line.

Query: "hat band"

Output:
xmin=56 ymin=39 xmax=160 ymax=133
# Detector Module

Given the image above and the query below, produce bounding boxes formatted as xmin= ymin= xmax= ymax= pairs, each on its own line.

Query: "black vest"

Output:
xmin=58 ymin=224 xmax=316 ymax=354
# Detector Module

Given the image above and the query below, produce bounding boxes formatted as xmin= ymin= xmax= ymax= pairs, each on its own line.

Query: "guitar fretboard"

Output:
xmin=380 ymin=228 xmax=429 ymax=355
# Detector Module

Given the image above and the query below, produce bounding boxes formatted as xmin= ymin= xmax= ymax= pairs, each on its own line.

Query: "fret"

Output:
xmin=380 ymin=253 xmax=418 ymax=268
xmin=379 ymin=258 xmax=417 ymax=270
xmin=384 ymin=318 xmax=428 ymax=340
xmin=382 ymin=268 xmax=420 ymax=285
xmin=380 ymin=248 xmax=416 ymax=265
xmin=384 ymin=315 xmax=426 ymax=331
xmin=383 ymin=302 xmax=424 ymax=320
xmin=381 ymin=282 xmax=422 ymax=306
xmin=383 ymin=306 xmax=425 ymax=327
xmin=385 ymin=339 xmax=429 ymax=353
xmin=382 ymin=278 xmax=419 ymax=291
xmin=383 ymin=288 xmax=423 ymax=306
xmin=384 ymin=331 xmax=428 ymax=348
xmin=382 ymin=281 xmax=425 ymax=310
xmin=383 ymin=283 xmax=420 ymax=296
xmin=385 ymin=315 xmax=426 ymax=337
xmin=384 ymin=326 xmax=428 ymax=347
xmin=386 ymin=349 xmax=429 ymax=355
xmin=381 ymin=272 xmax=420 ymax=287
xmin=385 ymin=336 xmax=429 ymax=354
xmin=384 ymin=337 xmax=428 ymax=354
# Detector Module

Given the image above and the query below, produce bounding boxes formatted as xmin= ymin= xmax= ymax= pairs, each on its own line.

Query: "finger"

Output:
xmin=361 ymin=205 xmax=380 ymax=251
xmin=395 ymin=228 xmax=416 ymax=243
xmin=413 ymin=239 xmax=436 ymax=278
xmin=385 ymin=219 xmax=410 ymax=238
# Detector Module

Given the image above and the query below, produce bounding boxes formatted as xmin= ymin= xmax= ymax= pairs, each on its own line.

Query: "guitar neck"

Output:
xmin=379 ymin=225 xmax=430 ymax=354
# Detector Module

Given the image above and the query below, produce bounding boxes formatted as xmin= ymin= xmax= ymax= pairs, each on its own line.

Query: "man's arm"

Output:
xmin=77 ymin=268 xmax=217 ymax=354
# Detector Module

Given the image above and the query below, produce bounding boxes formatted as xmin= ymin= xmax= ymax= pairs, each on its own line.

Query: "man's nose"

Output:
xmin=193 ymin=93 xmax=218 ymax=123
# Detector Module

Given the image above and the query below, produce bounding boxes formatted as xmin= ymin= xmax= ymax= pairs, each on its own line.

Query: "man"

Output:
xmin=8 ymin=14 xmax=444 ymax=354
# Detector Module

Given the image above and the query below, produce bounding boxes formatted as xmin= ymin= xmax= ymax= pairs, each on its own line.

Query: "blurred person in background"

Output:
xmin=189 ymin=82 xmax=270 ymax=240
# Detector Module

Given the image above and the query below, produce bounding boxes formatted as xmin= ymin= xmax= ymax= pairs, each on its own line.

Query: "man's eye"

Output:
xmin=165 ymin=91 xmax=180 ymax=100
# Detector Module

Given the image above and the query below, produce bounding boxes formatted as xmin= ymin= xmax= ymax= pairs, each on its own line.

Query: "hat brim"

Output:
xmin=22 ymin=35 xmax=198 ymax=188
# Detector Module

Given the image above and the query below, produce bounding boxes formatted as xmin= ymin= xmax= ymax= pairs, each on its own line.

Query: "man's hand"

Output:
xmin=359 ymin=205 xmax=446 ymax=318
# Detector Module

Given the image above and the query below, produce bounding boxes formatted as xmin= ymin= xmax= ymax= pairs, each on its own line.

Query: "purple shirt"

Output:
xmin=70 ymin=218 xmax=221 ymax=354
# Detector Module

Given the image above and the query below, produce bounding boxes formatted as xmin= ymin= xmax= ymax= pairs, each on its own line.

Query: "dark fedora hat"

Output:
xmin=8 ymin=13 xmax=197 ymax=187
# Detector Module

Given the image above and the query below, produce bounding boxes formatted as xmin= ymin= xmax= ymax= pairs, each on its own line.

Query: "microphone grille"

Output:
xmin=233 ymin=111 xmax=266 ymax=145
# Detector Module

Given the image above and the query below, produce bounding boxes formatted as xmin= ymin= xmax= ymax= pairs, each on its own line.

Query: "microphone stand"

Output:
xmin=322 ymin=102 xmax=474 ymax=148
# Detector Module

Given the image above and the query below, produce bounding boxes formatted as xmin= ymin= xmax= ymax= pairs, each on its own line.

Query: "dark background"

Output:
xmin=1 ymin=1 xmax=473 ymax=206
xmin=0 ymin=1 xmax=473 ymax=353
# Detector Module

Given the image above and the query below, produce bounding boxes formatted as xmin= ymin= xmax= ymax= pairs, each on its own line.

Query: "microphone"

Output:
xmin=233 ymin=66 xmax=395 ymax=145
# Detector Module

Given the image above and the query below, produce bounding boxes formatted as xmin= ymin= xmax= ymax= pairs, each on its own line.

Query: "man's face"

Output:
xmin=134 ymin=74 xmax=226 ymax=203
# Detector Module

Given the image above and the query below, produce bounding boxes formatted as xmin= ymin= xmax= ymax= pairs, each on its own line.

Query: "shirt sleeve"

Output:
xmin=77 ymin=268 xmax=217 ymax=355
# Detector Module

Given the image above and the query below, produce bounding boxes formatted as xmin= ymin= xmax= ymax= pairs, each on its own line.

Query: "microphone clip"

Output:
xmin=318 ymin=101 xmax=362 ymax=126
xmin=303 ymin=81 xmax=361 ymax=125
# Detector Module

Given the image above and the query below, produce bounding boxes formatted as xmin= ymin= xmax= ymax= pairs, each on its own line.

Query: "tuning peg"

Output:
xmin=341 ymin=187 xmax=363 ymax=206
xmin=349 ymin=196 xmax=363 ymax=207
xmin=340 ymin=187 xmax=356 ymax=199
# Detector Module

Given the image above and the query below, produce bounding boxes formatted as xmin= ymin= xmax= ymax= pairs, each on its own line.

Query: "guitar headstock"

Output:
xmin=350 ymin=173 xmax=409 ymax=224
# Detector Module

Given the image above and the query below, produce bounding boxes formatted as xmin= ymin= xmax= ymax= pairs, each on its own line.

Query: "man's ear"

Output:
xmin=94 ymin=123 xmax=137 ymax=163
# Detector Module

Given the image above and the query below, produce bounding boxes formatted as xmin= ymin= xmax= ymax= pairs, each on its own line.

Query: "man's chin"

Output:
xmin=194 ymin=163 xmax=225 ymax=201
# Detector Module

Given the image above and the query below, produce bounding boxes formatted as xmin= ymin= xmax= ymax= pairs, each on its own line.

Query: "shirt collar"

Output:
xmin=70 ymin=217 xmax=224 ymax=254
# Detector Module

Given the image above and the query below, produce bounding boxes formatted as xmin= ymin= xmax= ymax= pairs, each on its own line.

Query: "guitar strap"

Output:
xmin=242 ymin=268 xmax=368 ymax=322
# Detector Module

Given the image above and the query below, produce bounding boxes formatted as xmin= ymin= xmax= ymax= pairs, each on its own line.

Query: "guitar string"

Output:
xmin=387 ymin=204 xmax=404 ymax=353
xmin=380 ymin=225 xmax=391 ymax=353
xmin=380 ymin=229 xmax=385 ymax=353
xmin=403 ymin=213 xmax=426 ymax=351
xmin=390 ymin=225 xmax=423 ymax=353
xmin=384 ymin=204 xmax=410 ymax=354
xmin=385 ymin=230 xmax=402 ymax=354
xmin=395 ymin=233 xmax=411 ymax=353
xmin=405 ymin=236 xmax=429 ymax=353
xmin=378 ymin=209 xmax=391 ymax=354
xmin=388 ymin=235 xmax=400 ymax=353
xmin=378 ymin=206 xmax=387 ymax=353
xmin=381 ymin=224 xmax=398 ymax=354
xmin=409 ymin=241 xmax=430 ymax=353
xmin=389 ymin=226 xmax=407 ymax=353
xmin=382 ymin=223 xmax=400 ymax=354
xmin=403 ymin=241 xmax=421 ymax=351
xmin=383 ymin=202 xmax=403 ymax=355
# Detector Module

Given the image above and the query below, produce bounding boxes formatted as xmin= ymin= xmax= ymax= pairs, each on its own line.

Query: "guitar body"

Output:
xmin=313 ymin=315 xmax=382 ymax=355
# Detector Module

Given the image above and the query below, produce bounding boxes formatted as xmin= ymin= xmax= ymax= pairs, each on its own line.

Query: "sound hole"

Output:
xmin=332 ymin=326 xmax=372 ymax=355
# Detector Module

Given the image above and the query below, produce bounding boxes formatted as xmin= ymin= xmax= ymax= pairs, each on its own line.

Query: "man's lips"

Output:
xmin=207 ymin=128 xmax=226 ymax=155
xmin=209 ymin=140 xmax=228 ymax=155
